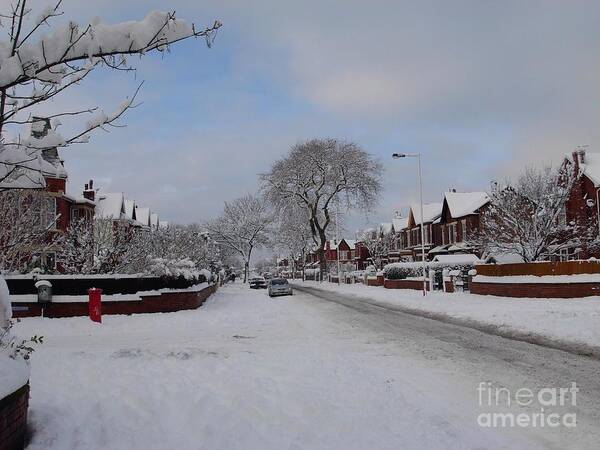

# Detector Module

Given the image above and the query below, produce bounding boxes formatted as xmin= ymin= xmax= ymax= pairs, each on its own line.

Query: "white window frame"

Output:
xmin=448 ymin=223 xmax=457 ymax=244
xmin=42 ymin=196 xmax=57 ymax=229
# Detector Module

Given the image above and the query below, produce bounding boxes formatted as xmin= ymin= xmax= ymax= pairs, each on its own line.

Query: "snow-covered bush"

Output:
xmin=147 ymin=258 xmax=203 ymax=281
xmin=383 ymin=261 xmax=476 ymax=280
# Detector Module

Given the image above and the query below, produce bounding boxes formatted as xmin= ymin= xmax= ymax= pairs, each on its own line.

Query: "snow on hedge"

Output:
xmin=383 ymin=258 xmax=480 ymax=280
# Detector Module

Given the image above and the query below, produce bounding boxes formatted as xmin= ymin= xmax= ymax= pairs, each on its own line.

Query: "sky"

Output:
xmin=6 ymin=0 xmax=600 ymax=233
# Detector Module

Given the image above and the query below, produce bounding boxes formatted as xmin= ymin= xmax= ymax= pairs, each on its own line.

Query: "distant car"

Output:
xmin=249 ymin=276 xmax=267 ymax=289
xmin=268 ymin=278 xmax=293 ymax=297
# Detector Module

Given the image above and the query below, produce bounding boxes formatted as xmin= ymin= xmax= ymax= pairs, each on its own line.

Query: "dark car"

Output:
xmin=249 ymin=276 xmax=267 ymax=289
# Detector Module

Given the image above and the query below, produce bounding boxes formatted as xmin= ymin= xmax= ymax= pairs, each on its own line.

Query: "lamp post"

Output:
xmin=392 ymin=152 xmax=427 ymax=296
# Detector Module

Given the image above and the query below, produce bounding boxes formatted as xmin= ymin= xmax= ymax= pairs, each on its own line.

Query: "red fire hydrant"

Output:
xmin=88 ymin=288 xmax=102 ymax=323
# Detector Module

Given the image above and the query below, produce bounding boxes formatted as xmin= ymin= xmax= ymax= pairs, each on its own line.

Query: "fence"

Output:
xmin=475 ymin=260 xmax=600 ymax=277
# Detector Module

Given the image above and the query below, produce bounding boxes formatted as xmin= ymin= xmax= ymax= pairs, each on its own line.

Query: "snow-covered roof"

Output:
xmin=432 ymin=254 xmax=481 ymax=264
xmin=0 ymin=145 xmax=67 ymax=189
xmin=95 ymin=192 xmax=126 ymax=220
xmin=63 ymin=193 xmax=95 ymax=206
xmin=444 ymin=191 xmax=490 ymax=218
xmin=429 ymin=244 xmax=451 ymax=255
xmin=327 ymin=239 xmax=339 ymax=250
xmin=135 ymin=206 xmax=151 ymax=227
xmin=392 ymin=216 xmax=408 ymax=231
xmin=485 ymin=253 xmax=525 ymax=264
xmin=150 ymin=212 xmax=159 ymax=229
xmin=344 ymin=239 xmax=357 ymax=250
xmin=410 ymin=203 xmax=442 ymax=225
xmin=124 ymin=199 xmax=136 ymax=220
xmin=574 ymin=152 xmax=600 ymax=187
xmin=380 ymin=222 xmax=393 ymax=234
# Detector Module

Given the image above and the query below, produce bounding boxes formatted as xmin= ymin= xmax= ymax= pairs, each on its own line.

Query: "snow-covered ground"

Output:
xmin=299 ymin=280 xmax=600 ymax=350
xmin=11 ymin=283 xmax=597 ymax=449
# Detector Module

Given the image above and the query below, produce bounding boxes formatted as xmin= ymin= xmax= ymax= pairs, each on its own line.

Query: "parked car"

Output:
xmin=249 ymin=276 xmax=267 ymax=289
xmin=268 ymin=278 xmax=293 ymax=297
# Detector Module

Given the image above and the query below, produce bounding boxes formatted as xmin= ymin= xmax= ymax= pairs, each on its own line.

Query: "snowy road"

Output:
xmin=13 ymin=283 xmax=600 ymax=449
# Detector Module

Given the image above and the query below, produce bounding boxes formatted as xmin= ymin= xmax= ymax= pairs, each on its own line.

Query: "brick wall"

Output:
xmin=471 ymin=281 xmax=600 ymax=298
xmin=475 ymin=261 xmax=600 ymax=277
xmin=0 ymin=383 xmax=29 ymax=450
xmin=384 ymin=279 xmax=430 ymax=290
xmin=12 ymin=285 xmax=216 ymax=319
xmin=367 ymin=276 xmax=383 ymax=287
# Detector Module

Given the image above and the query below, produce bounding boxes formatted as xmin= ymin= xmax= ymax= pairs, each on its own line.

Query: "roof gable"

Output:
xmin=442 ymin=191 xmax=490 ymax=220
xmin=408 ymin=202 xmax=442 ymax=226
xmin=96 ymin=192 xmax=125 ymax=219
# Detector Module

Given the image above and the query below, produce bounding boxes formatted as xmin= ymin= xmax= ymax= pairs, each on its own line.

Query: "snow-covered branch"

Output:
xmin=467 ymin=165 xmax=597 ymax=262
xmin=262 ymin=138 xmax=382 ymax=271
xmin=204 ymin=194 xmax=272 ymax=283
xmin=0 ymin=2 xmax=221 ymax=188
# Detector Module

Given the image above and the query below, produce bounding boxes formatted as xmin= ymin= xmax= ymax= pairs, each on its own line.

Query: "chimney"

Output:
xmin=577 ymin=147 xmax=586 ymax=165
xmin=83 ymin=179 xmax=95 ymax=202
xmin=448 ymin=188 xmax=456 ymax=193
xmin=31 ymin=116 xmax=51 ymax=138
xmin=394 ymin=210 xmax=402 ymax=219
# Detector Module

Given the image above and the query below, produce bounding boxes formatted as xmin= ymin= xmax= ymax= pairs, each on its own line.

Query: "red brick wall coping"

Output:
xmin=471 ymin=282 xmax=600 ymax=298
xmin=12 ymin=284 xmax=216 ymax=318
xmin=0 ymin=383 xmax=29 ymax=450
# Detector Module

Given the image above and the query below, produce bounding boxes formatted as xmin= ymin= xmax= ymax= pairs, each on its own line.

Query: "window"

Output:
xmin=461 ymin=219 xmax=467 ymax=241
xmin=448 ymin=223 xmax=457 ymax=244
xmin=442 ymin=225 xmax=446 ymax=245
xmin=339 ymin=250 xmax=348 ymax=260
xmin=558 ymin=248 xmax=570 ymax=262
xmin=42 ymin=197 xmax=57 ymax=229
xmin=45 ymin=253 xmax=56 ymax=271
xmin=71 ymin=208 xmax=80 ymax=222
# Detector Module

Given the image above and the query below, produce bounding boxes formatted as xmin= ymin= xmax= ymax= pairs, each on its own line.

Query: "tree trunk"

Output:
xmin=317 ymin=230 xmax=327 ymax=275
xmin=243 ymin=261 xmax=249 ymax=283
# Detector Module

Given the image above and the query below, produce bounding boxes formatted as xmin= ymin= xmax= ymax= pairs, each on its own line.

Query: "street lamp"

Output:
xmin=392 ymin=152 xmax=427 ymax=296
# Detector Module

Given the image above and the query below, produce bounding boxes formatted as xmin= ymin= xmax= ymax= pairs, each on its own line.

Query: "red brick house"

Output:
xmin=305 ymin=238 xmax=358 ymax=271
xmin=429 ymin=190 xmax=490 ymax=258
xmin=404 ymin=202 xmax=442 ymax=261
xmin=391 ymin=211 xmax=411 ymax=261
xmin=563 ymin=149 xmax=600 ymax=259
xmin=28 ymin=119 xmax=95 ymax=271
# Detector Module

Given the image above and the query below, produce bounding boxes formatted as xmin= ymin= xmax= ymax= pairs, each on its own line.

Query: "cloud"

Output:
xmin=7 ymin=0 xmax=600 ymax=231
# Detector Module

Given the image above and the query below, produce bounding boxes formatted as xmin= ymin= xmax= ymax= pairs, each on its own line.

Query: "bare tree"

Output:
xmin=274 ymin=204 xmax=313 ymax=278
xmin=468 ymin=166 xmax=597 ymax=262
xmin=357 ymin=227 xmax=392 ymax=270
xmin=0 ymin=1 xmax=221 ymax=188
xmin=0 ymin=189 xmax=58 ymax=272
xmin=56 ymin=217 xmax=94 ymax=273
xmin=262 ymin=138 xmax=382 ymax=272
xmin=117 ymin=224 xmax=222 ymax=275
xmin=204 ymin=194 xmax=271 ymax=283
